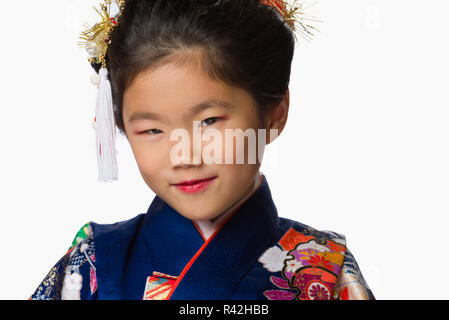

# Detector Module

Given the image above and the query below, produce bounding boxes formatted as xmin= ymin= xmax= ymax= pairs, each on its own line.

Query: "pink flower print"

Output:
xmin=263 ymin=290 xmax=297 ymax=300
xmin=270 ymin=276 xmax=291 ymax=289
xmin=306 ymin=281 xmax=331 ymax=300
xmin=90 ymin=267 xmax=97 ymax=294
xmin=310 ymin=285 xmax=329 ymax=300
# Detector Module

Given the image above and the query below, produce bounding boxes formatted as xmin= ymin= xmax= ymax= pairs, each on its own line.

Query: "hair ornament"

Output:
xmin=78 ymin=0 xmax=126 ymax=68
xmin=260 ymin=0 xmax=321 ymax=42
xmin=78 ymin=0 xmax=125 ymax=182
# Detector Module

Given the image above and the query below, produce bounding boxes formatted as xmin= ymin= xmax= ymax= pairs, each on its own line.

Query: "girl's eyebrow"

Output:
xmin=127 ymin=99 xmax=233 ymax=123
xmin=189 ymin=99 xmax=233 ymax=116
xmin=128 ymin=110 xmax=162 ymax=123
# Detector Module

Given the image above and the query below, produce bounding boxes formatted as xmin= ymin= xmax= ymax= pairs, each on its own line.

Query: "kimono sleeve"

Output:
xmin=30 ymin=223 xmax=98 ymax=300
xmin=333 ymin=248 xmax=375 ymax=300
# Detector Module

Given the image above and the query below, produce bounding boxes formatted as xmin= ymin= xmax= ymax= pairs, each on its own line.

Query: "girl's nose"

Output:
xmin=169 ymin=126 xmax=203 ymax=168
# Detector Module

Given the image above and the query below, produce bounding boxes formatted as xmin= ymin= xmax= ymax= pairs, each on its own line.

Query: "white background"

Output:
xmin=0 ymin=0 xmax=448 ymax=299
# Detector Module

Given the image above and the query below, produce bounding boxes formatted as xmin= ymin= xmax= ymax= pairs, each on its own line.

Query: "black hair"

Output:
xmin=91 ymin=0 xmax=295 ymax=134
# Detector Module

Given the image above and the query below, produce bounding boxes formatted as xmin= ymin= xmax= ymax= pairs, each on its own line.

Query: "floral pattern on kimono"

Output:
xmin=258 ymin=227 xmax=374 ymax=300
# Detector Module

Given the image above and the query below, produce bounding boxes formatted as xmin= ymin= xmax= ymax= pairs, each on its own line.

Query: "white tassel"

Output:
xmin=61 ymin=271 xmax=83 ymax=300
xmin=95 ymin=67 xmax=118 ymax=182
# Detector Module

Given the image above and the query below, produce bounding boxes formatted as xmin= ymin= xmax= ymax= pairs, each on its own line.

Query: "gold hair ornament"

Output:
xmin=261 ymin=0 xmax=322 ymax=43
xmin=78 ymin=0 xmax=126 ymax=69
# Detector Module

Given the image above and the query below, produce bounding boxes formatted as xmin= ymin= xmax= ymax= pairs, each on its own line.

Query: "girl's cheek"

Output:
xmin=135 ymin=154 xmax=160 ymax=177
xmin=132 ymin=141 xmax=163 ymax=165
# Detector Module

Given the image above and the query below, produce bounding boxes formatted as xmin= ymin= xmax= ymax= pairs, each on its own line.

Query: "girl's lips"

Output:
xmin=173 ymin=176 xmax=217 ymax=194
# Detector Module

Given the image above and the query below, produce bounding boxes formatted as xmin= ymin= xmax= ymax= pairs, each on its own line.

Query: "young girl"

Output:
xmin=31 ymin=0 xmax=374 ymax=300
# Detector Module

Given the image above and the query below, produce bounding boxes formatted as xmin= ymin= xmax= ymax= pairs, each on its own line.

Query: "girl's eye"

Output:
xmin=143 ymin=129 xmax=163 ymax=135
xmin=200 ymin=117 xmax=220 ymax=127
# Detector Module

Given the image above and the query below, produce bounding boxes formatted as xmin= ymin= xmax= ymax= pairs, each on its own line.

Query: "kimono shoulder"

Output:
xmin=89 ymin=213 xmax=146 ymax=257
xmin=30 ymin=214 xmax=146 ymax=300
xmin=30 ymin=223 xmax=97 ymax=300
xmin=88 ymin=214 xmax=147 ymax=299
xmin=254 ymin=217 xmax=375 ymax=300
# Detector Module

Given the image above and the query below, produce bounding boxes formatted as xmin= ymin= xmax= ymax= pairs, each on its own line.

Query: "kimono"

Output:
xmin=30 ymin=174 xmax=374 ymax=300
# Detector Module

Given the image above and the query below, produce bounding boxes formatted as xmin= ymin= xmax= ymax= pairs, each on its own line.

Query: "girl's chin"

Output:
xmin=176 ymin=206 xmax=220 ymax=221
xmin=181 ymin=212 xmax=216 ymax=221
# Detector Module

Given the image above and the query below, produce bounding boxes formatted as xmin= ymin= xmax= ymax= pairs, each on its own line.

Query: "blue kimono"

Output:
xmin=31 ymin=174 xmax=374 ymax=300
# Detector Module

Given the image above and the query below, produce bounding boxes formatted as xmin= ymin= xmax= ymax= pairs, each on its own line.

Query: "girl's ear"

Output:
xmin=266 ymin=88 xmax=289 ymax=145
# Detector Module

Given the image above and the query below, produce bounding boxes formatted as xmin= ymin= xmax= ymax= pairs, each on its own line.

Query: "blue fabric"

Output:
xmin=170 ymin=174 xmax=280 ymax=299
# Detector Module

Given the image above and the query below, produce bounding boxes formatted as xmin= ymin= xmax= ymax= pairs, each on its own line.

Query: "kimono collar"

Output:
xmin=168 ymin=172 xmax=280 ymax=299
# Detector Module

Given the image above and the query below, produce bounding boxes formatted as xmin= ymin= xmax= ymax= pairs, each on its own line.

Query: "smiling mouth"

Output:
xmin=173 ymin=176 xmax=217 ymax=186
xmin=172 ymin=176 xmax=217 ymax=194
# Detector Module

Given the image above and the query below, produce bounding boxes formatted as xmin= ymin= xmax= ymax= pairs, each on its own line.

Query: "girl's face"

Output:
xmin=123 ymin=55 xmax=286 ymax=221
